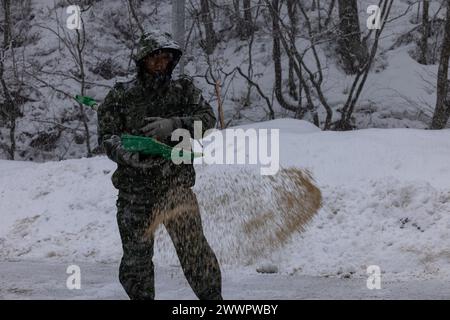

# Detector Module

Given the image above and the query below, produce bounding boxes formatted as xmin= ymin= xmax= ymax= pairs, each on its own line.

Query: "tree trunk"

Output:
xmin=3 ymin=0 xmax=11 ymax=46
xmin=172 ymin=0 xmax=185 ymax=75
xmin=242 ymin=0 xmax=256 ymax=38
xmin=270 ymin=0 xmax=298 ymax=114
xmin=199 ymin=0 xmax=217 ymax=54
xmin=233 ymin=0 xmax=255 ymax=39
xmin=287 ymin=0 xmax=298 ymax=100
xmin=243 ymin=0 xmax=252 ymax=25
xmin=419 ymin=0 xmax=429 ymax=65
xmin=323 ymin=0 xmax=336 ymax=28
xmin=232 ymin=0 xmax=244 ymax=37
xmin=317 ymin=0 xmax=322 ymax=31
xmin=431 ymin=0 xmax=450 ymax=129
xmin=337 ymin=0 xmax=367 ymax=74
xmin=1 ymin=0 xmax=16 ymax=159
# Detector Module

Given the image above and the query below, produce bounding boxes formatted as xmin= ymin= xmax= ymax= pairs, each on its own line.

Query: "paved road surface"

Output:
xmin=0 ymin=261 xmax=449 ymax=299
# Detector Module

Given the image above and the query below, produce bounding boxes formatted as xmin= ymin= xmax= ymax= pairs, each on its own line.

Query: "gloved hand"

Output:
xmin=104 ymin=135 xmax=123 ymax=155
xmin=104 ymin=135 xmax=155 ymax=168
xmin=140 ymin=117 xmax=177 ymax=142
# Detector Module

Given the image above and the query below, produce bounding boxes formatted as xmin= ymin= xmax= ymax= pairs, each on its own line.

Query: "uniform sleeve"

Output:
xmin=172 ymin=78 xmax=217 ymax=137
xmin=97 ymin=85 xmax=127 ymax=164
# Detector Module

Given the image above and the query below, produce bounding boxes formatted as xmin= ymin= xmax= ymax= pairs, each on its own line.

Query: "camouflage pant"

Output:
xmin=116 ymin=187 xmax=222 ymax=300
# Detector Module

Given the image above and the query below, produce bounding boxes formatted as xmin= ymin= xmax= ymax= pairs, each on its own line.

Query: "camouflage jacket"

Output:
xmin=97 ymin=76 xmax=216 ymax=195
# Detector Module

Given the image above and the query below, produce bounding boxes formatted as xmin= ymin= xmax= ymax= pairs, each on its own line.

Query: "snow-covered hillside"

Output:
xmin=1 ymin=119 xmax=449 ymax=282
xmin=1 ymin=0 xmax=450 ymax=161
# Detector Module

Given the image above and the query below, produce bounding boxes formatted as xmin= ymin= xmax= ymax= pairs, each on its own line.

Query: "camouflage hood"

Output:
xmin=134 ymin=30 xmax=183 ymax=89
xmin=134 ymin=30 xmax=182 ymax=65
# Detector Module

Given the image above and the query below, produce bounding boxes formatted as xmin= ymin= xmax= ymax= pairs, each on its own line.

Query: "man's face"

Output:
xmin=143 ymin=51 xmax=173 ymax=75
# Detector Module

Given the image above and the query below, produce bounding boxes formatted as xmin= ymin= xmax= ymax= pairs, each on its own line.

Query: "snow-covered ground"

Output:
xmin=1 ymin=119 xmax=450 ymax=299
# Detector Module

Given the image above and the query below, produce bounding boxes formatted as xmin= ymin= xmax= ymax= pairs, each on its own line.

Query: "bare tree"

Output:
xmin=2 ymin=0 xmax=11 ymax=44
xmin=36 ymin=5 xmax=94 ymax=157
xmin=232 ymin=0 xmax=247 ymax=39
xmin=266 ymin=0 xmax=394 ymax=130
xmin=235 ymin=66 xmax=275 ymax=120
xmin=243 ymin=0 xmax=252 ymax=25
xmin=127 ymin=0 xmax=145 ymax=35
xmin=336 ymin=0 xmax=394 ymax=130
xmin=431 ymin=0 xmax=450 ymax=129
xmin=241 ymin=0 xmax=257 ymax=38
xmin=0 ymin=0 xmax=20 ymax=159
xmin=270 ymin=0 xmax=306 ymax=118
xmin=419 ymin=0 xmax=429 ymax=64
xmin=323 ymin=0 xmax=337 ymax=29
xmin=268 ymin=0 xmax=328 ymax=126
xmin=337 ymin=0 xmax=367 ymax=74
xmin=172 ymin=0 xmax=186 ymax=75
xmin=286 ymin=0 xmax=299 ymax=101
xmin=241 ymin=0 xmax=263 ymax=109
xmin=199 ymin=0 xmax=217 ymax=54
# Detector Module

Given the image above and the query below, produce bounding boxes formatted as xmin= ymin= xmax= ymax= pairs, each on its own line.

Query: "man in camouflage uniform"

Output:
xmin=97 ymin=30 xmax=223 ymax=300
